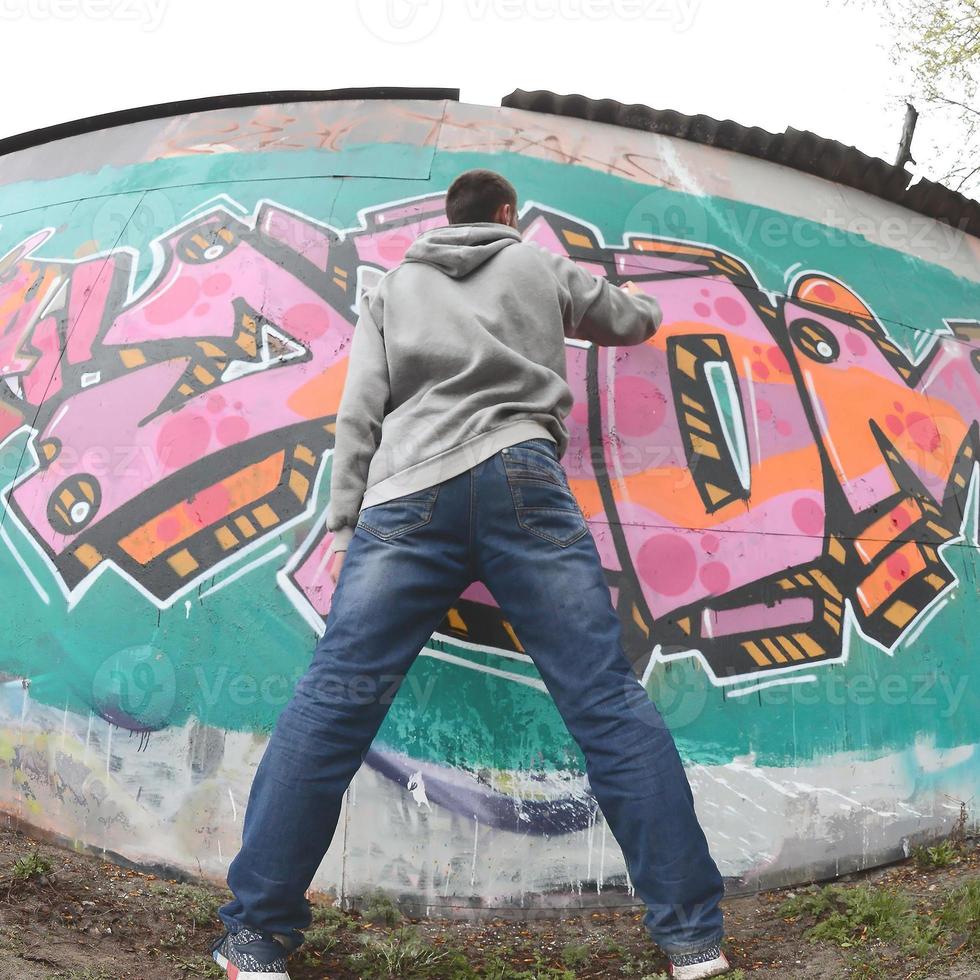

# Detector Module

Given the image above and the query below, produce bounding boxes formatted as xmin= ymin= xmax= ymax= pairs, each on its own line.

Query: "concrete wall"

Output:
xmin=0 ymin=97 xmax=977 ymax=911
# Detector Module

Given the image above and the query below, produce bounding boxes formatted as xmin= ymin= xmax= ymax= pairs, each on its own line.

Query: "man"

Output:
xmin=211 ymin=169 xmax=729 ymax=980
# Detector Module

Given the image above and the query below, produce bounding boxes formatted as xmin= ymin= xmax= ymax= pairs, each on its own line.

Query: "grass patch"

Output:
xmin=913 ymin=839 xmax=963 ymax=870
xmin=152 ymin=881 xmax=224 ymax=929
xmin=780 ymin=884 xmax=923 ymax=948
xmin=937 ymin=878 xmax=980 ymax=950
xmin=560 ymin=941 xmax=590 ymax=967
xmin=780 ymin=878 xmax=980 ymax=964
xmin=481 ymin=957 xmax=575 ymax=979
xmin=350 ymin=926 xmax=452 ymax=977
xmin=300 ymin=902 xmax=351 ymax=961
xmin=12 ymin=849 xmax=53 ymax=881
xmin=360 ymin=888 xmax=403 ymax=926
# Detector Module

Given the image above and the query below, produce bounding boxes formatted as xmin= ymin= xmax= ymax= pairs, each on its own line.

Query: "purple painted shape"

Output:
xmin=560 ymin=344 xmax=594 ymax=479
xmin=520 ymin=215 xmax=566 ymax=256
xmin=704 ymin=597 xmax=815 ymax=638
xmin=353 ymin=213 xmax=446 ymax=269
xmin=615 ymin=252 xmax=713 ymax=277
xmin=460 ymin=579 xmax=496 ymax=604
xmin=367 ymin=198 xmax=446 ymax=225
xmin=364 ymin=748 xmax=597 ymax=836
xmin=67 ymin=254 xmax=119 ymax=366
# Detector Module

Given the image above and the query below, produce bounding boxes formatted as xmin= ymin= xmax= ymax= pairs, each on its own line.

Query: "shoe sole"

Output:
xmin=212 ymin=948 xmax=291 ymax=980
xmin=670 ymin=952 xmax=731 ymax=979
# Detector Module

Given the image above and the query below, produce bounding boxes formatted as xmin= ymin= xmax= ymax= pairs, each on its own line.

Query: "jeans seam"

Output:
xmin=468 ymin=465 xmax=476 ymax=565
xmin=502 ymin=450 xmax=564 ymax=480
xmin=505 ymin=471 xmax=572 ymax=495
xmin=518 ymin=440 xmax=558 ymax=462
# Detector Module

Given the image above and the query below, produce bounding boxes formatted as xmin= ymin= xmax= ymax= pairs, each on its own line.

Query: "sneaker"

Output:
xmin=210 ymin=927 xmax=293 ymax=978
xmin=668 ymin=943 xmax=730 ymax=979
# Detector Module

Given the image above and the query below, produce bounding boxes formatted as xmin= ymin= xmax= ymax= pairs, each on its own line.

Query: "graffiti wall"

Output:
xmin=0 ymin=96 xmax=977 ymax=909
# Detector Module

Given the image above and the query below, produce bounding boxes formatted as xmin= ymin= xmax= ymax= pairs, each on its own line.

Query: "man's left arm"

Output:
xmin=324 ymin=289 xmax=390 ymax=560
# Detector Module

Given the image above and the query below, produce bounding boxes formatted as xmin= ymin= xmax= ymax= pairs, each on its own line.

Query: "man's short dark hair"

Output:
xmin=445 ymin=169 xmax=518 ymax=225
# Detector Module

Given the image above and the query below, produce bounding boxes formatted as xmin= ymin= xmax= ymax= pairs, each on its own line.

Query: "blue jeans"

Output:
xmin=218 ymin=437 xmax=725 ymax=956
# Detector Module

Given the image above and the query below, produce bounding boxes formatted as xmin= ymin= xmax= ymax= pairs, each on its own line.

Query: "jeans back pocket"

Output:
xmin=502 ymin=443 xmax=589 ymax=547
xmin=356 ymin=485 xmax=440 ymax=541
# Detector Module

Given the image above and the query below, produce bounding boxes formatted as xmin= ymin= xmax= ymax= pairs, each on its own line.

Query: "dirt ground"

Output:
xmin=0 ymin=823 xmax=975 ymax=980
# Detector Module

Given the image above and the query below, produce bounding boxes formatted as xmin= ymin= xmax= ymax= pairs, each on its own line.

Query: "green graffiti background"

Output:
xmin=0 ymin=145 xmax=977 ymax=785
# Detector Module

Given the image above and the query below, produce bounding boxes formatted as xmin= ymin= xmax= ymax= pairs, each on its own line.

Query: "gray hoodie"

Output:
xmin=324 ymin=221 xmax=661 ymax=555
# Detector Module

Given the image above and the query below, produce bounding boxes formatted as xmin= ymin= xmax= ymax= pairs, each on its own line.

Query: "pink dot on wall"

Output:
xmin=714 ymin=296 xmax=747 ymax=326
xmin=208 ymin=394 xmax=226 ymax=414
xmin=766 ymin=347 xmax=790 ymax=373
xmin=792 ymin=497 xmax=824 ymax=535
xmin=614 ymin=376 xmax=666 ymax=436
xmin=145 ymin=276 xmax=200 ymax=325
xmin=155 ymin=515 xmax=181 ymax=543
xmin=700 ymin=562 xmax=730 ymax=594
xmin=810 ymin=282 xmax=836 ymax=303
xmin=694 ymin=302 xmax=711 ymax=318
xmin=203 ymin=273 xmax=232 ymax=297
xmin=217 ymin=416 xmax=250 ymax=446
xmin=845 ymin=332 xmax=868 ymax=357
xmin=283 ymin=302 xmax=331 ymax=341
xmin=156 ymin=414 xmax=211 ymax=471
xmin=906 ymin=412 xmax=942 ymax=453
xmin=890 ymin=506 xmax=912 ymax=533
xmin=185 ymin=483 xmax=233 ymax=527
xmin=194 ymin=303 xmax=210 ymax=317
xmin=776 ymin=419 xmax=793 ymax=437
xmin=700 ymin=532 xmax=720 ymax=553
xmin=756 ymin=399 xmax=773 ymax=422
xmin=886 ymin=551 xmax=911 ymax=580
xmin=637 ymin=534 xmax=698 ymax=596
xmin=379 ymin=234 xmax=410 ymax=263
xmin=752 ymin=361 xmax=770 ymax=381
xmin=885 ymin=414 xmax=905 ymax=436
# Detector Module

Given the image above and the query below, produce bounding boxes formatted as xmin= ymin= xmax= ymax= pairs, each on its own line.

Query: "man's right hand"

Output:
xmin=328 ymin=551 xmax=346 ymax=585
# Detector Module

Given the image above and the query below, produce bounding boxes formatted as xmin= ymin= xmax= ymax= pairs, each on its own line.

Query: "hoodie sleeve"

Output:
xmin=537 ymin=249 xmax=662 ymax=346
xmin=324 ymin=290 xmax=390 ymax=557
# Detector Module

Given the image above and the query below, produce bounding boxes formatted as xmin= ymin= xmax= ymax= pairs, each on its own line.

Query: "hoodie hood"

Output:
xmin=402 ymin=222 xmax=523 ymax=278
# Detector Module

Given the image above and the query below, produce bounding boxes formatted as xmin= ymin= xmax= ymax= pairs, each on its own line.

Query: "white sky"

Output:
xmin=0 ymin=0 xmax=932 ymax=180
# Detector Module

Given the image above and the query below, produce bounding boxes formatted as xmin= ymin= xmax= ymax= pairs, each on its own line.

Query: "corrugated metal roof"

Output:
xmin=502 ymin=88 xmax=980 ymax=240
